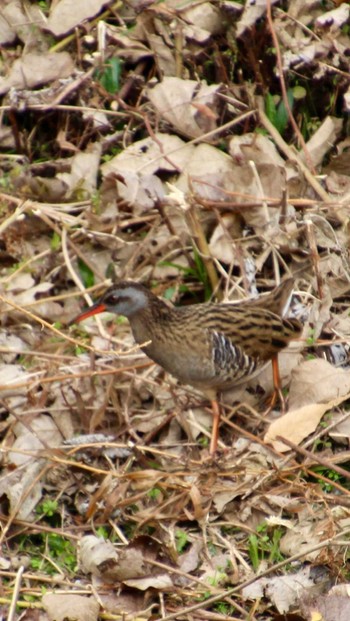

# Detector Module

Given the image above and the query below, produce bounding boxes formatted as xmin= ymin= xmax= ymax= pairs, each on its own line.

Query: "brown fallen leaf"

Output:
xmin=47 ymin=0 xmax=111 ymax=37
xmin=301 ymin=593 xmax=350 ymax=621
xmin=0 ymin=52 xmax=74 ymax=95
xmin=289 ymin=359 xmax=350 ymax=409
xmin=147 ymin=77 xmax=220 ymax=138
xmin=265 ymin=392 xmax=350 ymax=452
xmin=43 ymin=593 xmax=99 ymax=621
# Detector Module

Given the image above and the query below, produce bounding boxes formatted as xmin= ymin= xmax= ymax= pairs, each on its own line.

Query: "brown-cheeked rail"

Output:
xmin=73 ymin=279 xmax=302 ymax=454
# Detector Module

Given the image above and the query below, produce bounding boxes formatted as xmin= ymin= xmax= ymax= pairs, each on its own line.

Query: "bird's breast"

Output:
xmin=128 ymin=313 xmax=262 ymax=391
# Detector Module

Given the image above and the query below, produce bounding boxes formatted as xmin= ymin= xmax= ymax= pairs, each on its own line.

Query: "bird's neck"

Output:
xmin=128 ymin=296 xmax=175 ymax=346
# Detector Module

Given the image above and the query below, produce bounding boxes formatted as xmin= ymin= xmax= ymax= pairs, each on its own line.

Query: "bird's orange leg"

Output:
xmin=209 ymin=399 xmax=221 ymax=455
xmin=270 ymin=355 xmax=286 ymax=412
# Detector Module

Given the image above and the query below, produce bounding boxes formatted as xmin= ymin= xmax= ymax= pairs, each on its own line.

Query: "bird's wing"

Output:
xmin=202 ymin=305 xmax=302 ymax=362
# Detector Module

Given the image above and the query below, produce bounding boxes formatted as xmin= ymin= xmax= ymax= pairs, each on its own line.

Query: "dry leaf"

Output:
xmin=209 ymin=214 xmax=242 ymax=264
xmin=0 ymin=462 xmax=44 ymax=521
xmin=315 ymin=4 xmax=350 ymax=32
xmin=289 ymin=359 xmax=350 ymax=409
xmin=0 ymin=2 xmax=46 ymax=45
xmin=280 ymin=519 xmax=324 ymax=561
xmin=147 ymin=34 xmax=176 ymax=75
xmin=182 ymin=3 xmax=223 ymax=38
xmin=124 ymin=574 xmax=173 ymax=590
xmin=265 ymin=391 xmax=350 ymax=452
xmin=10 ymin=415 xmax=64 ymax=466
xmin=0 ymin=52 xmax=74 ymax=95
xmin=0 ymin=364 xmax=32 ymax=400
xmin=243 ymin=566 xmax=317 ymax=613
xmin=106 ymin=24 xmax=153 ymax=63
xmin=147 ymin=77 xmax=220 ymax=138
xmin=236 ymin=0 xmax=279 ymax=37
xmin=97 ymin=591 xmax=149 ymax=617
xmin=302 ymin=116 xmax=342 ymax=168
xmin=101 ymin=133 xmax=194 ymax=176
xmin=47 ymin=0 xmax=111 ymax=36
xmin=265 ymin=402 xmax=330 ymax=452
xmin=57 ymin=143 xmax=102 ymax=197
xmin=79 ymin=535 xmax=119 ymax=576
xmin=178 ymin=541 xmax=202 ymax=574
xmin=229 ymin=133 xmax=285 ymax=167
xmin=43 ymin=593 xmax=99 ymax=621
xmin=301 ymin=594 xmax=350 ymax=621
xmin=101 ymin=170 xmax=165 ymax=212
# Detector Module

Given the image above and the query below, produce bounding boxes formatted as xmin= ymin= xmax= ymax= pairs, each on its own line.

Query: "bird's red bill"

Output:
xmin=73 ymin=303 xmax=107 ymax=324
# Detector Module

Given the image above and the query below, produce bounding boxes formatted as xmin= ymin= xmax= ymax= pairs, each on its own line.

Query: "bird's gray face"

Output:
xmin=72 ymin=283 xmax=150 ymax=324
xmin=100 ymin=286 xmax=148 ymax=317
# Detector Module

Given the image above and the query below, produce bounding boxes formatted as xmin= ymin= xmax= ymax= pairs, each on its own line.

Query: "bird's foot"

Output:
xmin=263 ymin=386 xmax=287 ymax=415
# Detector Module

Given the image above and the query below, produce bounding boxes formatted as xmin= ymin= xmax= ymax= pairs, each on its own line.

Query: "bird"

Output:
xmin=72 ymin=279 xmax=302 ymax=454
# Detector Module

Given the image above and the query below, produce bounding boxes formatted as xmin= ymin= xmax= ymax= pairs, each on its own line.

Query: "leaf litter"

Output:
xmin=1 ymin=1 xmax=350 ymax=620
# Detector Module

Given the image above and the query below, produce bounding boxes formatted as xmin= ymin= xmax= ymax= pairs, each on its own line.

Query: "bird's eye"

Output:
xmin=105 ymin=293 xmax=120 ymax=305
